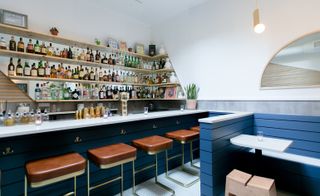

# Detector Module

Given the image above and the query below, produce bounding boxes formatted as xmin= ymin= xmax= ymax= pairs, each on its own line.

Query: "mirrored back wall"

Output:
xmin=261 ymin=31 xmax=320 ymax=89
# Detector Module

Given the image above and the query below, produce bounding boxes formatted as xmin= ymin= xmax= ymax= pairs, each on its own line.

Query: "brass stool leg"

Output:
xmin=24 ymin=175 xmax=27 ymax=196
xmin=165 ymin=142 xmax=199 ymax=187
xmin=120 ymin=164 xmax=123 ymax=196
xmin=190 ymin=141 xmax=200 ymax=169
xmin=74 ymin=176 xmax=77 ymax=196
xmin=87 ymin=160 xmax=90 ymax=196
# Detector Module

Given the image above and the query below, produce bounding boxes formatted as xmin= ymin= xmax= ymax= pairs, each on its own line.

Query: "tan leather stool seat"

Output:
xmin=132 ymin=135 xmax=173 ymax=154
xmin=26 ymin=153 xmax=86 ymax=184
xmin=166 ymin=130 xmax=199 ymax=143
xmin=88 ymin=143 xmax=136 ymax=168
xmin=190 ymin=126 xmax=200 ymax=132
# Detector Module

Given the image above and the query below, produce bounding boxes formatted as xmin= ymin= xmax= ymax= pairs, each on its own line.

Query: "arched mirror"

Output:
xmin=261 ymin=32 xmax=320 ymax=89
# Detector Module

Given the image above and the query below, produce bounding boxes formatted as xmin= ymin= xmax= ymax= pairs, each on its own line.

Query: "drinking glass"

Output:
xmin=180 ymin=105 xmax=185 ymax=112
xmin=144 ymin=107 xmax=148 ymax=115
xmin=257 ymin=131 xmax=263 ymax=141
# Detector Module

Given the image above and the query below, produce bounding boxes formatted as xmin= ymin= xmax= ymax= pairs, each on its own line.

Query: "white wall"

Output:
xmin=152 ymin=0 xmax=320 ymax=100
xmin=0 ymin=0 xmax=151 ymax=49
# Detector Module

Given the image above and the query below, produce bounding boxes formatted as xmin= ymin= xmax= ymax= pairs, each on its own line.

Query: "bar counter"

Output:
xmin=0 ymin=110 xmax=207 ymax=139
xmin=0 ymin=110 xmax=209 ymax=196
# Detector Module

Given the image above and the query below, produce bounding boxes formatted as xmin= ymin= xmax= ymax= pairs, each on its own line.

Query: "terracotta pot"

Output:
xmin=186 ymin=99 xmax=197 ymax=110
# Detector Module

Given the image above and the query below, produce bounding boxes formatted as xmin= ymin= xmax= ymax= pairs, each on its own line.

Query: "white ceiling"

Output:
xmin=96 ymin=0 xmax=209 ymax=26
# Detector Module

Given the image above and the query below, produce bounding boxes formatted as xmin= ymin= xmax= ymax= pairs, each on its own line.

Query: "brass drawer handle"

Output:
xmin=2 ymin=147 xmax=14 ymax=156
xmin=176 ymin=120 xmax=181 ymax=125
xmin=120 ymin=129 xmax=127 ymax=135
xmin=153 ymin=124 xmax=157 ymax=129
xmin=74 ymin=136 xmax=82 ymax=143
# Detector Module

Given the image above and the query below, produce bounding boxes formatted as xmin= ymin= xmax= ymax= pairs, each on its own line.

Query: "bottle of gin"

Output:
xmin=34 ymin=40 xmax=41 ymax=54
xmin=35 ymin=83 xmax=41 ymax=100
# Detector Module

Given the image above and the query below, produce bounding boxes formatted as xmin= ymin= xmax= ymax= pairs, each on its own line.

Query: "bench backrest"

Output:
xmin=254 ymin=113 xmax=320 ymax=159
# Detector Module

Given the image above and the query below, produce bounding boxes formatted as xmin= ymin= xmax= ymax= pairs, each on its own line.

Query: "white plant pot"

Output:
xmin=186 ymin=99 xmax=197 ymax=110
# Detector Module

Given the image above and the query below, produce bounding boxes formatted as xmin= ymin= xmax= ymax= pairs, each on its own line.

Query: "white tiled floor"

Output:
xmin=118 ymin=161 xmax=298 ymax=196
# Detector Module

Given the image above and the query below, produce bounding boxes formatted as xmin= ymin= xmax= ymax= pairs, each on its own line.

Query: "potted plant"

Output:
xmin=184 ymin=83 xmax=199 ymax=110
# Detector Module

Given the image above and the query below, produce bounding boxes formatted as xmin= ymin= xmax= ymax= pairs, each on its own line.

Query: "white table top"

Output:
xmin=230 ymin=134 xmax=293 ymax=152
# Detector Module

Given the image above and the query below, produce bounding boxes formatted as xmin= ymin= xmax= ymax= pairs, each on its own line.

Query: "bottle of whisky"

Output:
xmin=37 ymin=61 xmax=45 ymax=77
xmin=44 ymin=62 xmax=51 ymax=77
xmin=16 ymin=59 xmax=23 ymax=76
xmin=34 ymin=40 xmax=41 ymax=54
xmin=40 ymin=42 xmax=47 ymax=55
xmin=95 ymin=50 xmax=100 ymax=63
xmin=0 ymin=37 xmax=7 ymax=50
xmin=17 ymin=37 xmax=24 ymax=52
xmin=9 ymin=36 xmax=16 ymax=51
xmin=26 ymin=39 xmax=34 ymax=53
xmin=79 ymin=65 xmax=84 ymax=80
xmin=83 ymin=68 xmax=89 ymax=80
xmin=95 ymin=68 xmax=99 ymax=81
xmin=99 ymin=67 xmax=103 ymax=81
xmin=86 ymin=48 xmax=90 ymax=62
xmin=8 ymin=57 xmax=15 ymax=76
xmin=47 ymin=43 xmax=54 ymax=56
xmin=50 ymin=65 xmax=57 ymax=78
xmin=24 ymin=62 xmax=31 ymax=76
xmin=102 ymin=54 xmax=108 ymax=64
xmin=89 ymin=68 xmax=95 ymax=80
xmin=73 ymin=68 xmax=79 ymax=79
xmin=31 ymin=63 xmax=38 ymax=77
xmin=67 ymin=47 xmax=73 ymax=59
xmin=90 ymin=50 xmax=94 ymax=62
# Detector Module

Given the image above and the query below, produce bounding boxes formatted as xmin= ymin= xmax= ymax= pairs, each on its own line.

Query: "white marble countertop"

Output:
xmin=0 ymin=110 xmax=207 ymax=139
xmin=199 ymin=111 xmax=253 ymax=124
xmin=230 ymin=134 xmax=293 ymax=152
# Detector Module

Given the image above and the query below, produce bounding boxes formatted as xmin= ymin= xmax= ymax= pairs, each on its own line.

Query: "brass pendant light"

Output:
xmin=253 ymin=0 xmax=266 ymax=34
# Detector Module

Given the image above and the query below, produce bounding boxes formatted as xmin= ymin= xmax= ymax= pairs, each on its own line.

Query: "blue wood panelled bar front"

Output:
xmin=0 ymin=110 xmax=208 ymax=196
xmin=199 ymin=112 xmax=320 ymax=196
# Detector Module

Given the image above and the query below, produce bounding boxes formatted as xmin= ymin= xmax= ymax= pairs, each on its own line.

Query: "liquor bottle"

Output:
xmin=40 ymin=42 xmax=47 ymax=55
xmin=83 ymin=68 xmax=89 ymax=80
xmin=16 ymin=59 xmax=23 ymax=76
xmin=0 ymin=37 xmax=7 ymax=49
xmin=95 ymin=50 xmax=100 ymax=63
xmin=107 ymin=86 xmax=112 ymax=99
xmin=99 ymin=85 xmax=105 ymax=99
xmin=124 ymin=56 xmax=128 ymax=67
xmin=90 ymin=50 xmax=94 ymax=62
xmin=95 ymin=68 xmax=99 ymax=81
xmin=73 ymin=67 xmax=79 ymax=79
xmin=44 ymin=62 xmax=51 ymax=77
xmin=72 ymin=84 xmax=80 ymax=100
xmin=9 ymin=36 xmax=16 ymax=51
xmin=74 ymin=48 xmax=79 ymax=60
xmin=93 ymin=84 xmax=99 ymax=99
xmin=86 ymin=48 xmax=91 ymax=62
xmin=99 ymin=67 xmax=103 ymax=81
xmin=79 ymin=65 xmax=84 ymax=80
xmin=115 ymin=70 xmax=120 ymax=82
xmin=31 ymin=63 xmax=38 ymax=77
xmin=8 ymin=57 xmax=15 ymax=76
xmin=35 ymin=83 xmax=41 ymax=100
xmin=63 ymin=86 xmax=71 ymax=100
xmin=89 ymin=68 xmax=95 ymax=81
xmin=24 ymin=62 xmax=31 ymax=76
xmin=112 ymin=70 xmax=115 ymax=82
xmin=108 ymin=54 xmax=113 ymax=65
xmin=47 ymin=43 xmax=54 ymax=56
xmin=67 ymin=47 xmax=73 ymax=59
xmin=50 ymin=65 xmax=57 ymax=78
xmin=101 ymin=54 xmax=108 ymax=64
xmin=112 ymin=54 xmax=116 ymax=65
xmin=67 ymin=66 xmax=72 ymax=79
xmin=103 ymin=70 xmax=108 ymax=81
xmin=108 ymin=70 xmax=112 ymax=82
xmin=34 ymin=40 xmax=41 ymax=54
xmin=38 ymin=61 xmax=45 ymax=77
xmin=79 ymin=49 xmax=86 ymax=61
xmin=17 ymin=37 xmax=24 ymax=52
xmin=26 ymin=39 xmax=34 ymax=53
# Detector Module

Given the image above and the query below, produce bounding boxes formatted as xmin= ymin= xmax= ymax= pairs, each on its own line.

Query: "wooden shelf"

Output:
xmin=10 ymin=76 xmax=180 ymax=87
xmin=0 ymin=24 xmax=167 ymax=60
xmin=128 ymin=98 xmax=186 ymax=101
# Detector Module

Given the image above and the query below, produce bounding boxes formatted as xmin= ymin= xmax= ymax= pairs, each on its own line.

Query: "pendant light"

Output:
xmin=253 ymin=0 xmax=265 ymax=34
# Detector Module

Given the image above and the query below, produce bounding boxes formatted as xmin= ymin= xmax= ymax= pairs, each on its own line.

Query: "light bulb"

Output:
xmin=254 ymin=23 xmax=266 ymax=34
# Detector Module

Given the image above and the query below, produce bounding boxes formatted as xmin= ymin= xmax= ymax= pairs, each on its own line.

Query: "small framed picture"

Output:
xmin=165 ymin=87 xmax=177 ymax=99
xmin=107 ymin=38 xmax=119 ymax=49
xmin=136 ymin=43 xmax=145 ymax=55
xmin=0 ymin=9 xmax=28 ymax=29
xmin=119 ymin=41 xmax=127 ymax=51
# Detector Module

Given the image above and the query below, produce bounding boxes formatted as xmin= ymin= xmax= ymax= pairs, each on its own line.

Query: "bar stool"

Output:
xmin=190 ymin=126 xmax=200 ymax=169
xmin=25 ymin=152 xmax=86 ymax=196
xmin=132 ymin=135 xmax=175 ymax=196
xmin=87 ymin=143 xmax=136 ymax=196
xmin=165 ymin=129 xmax=200 ymax=187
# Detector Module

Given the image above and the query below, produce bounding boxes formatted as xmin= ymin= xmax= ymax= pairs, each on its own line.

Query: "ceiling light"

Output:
xmin=253 ymin=0 xmax=265 ymax=34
